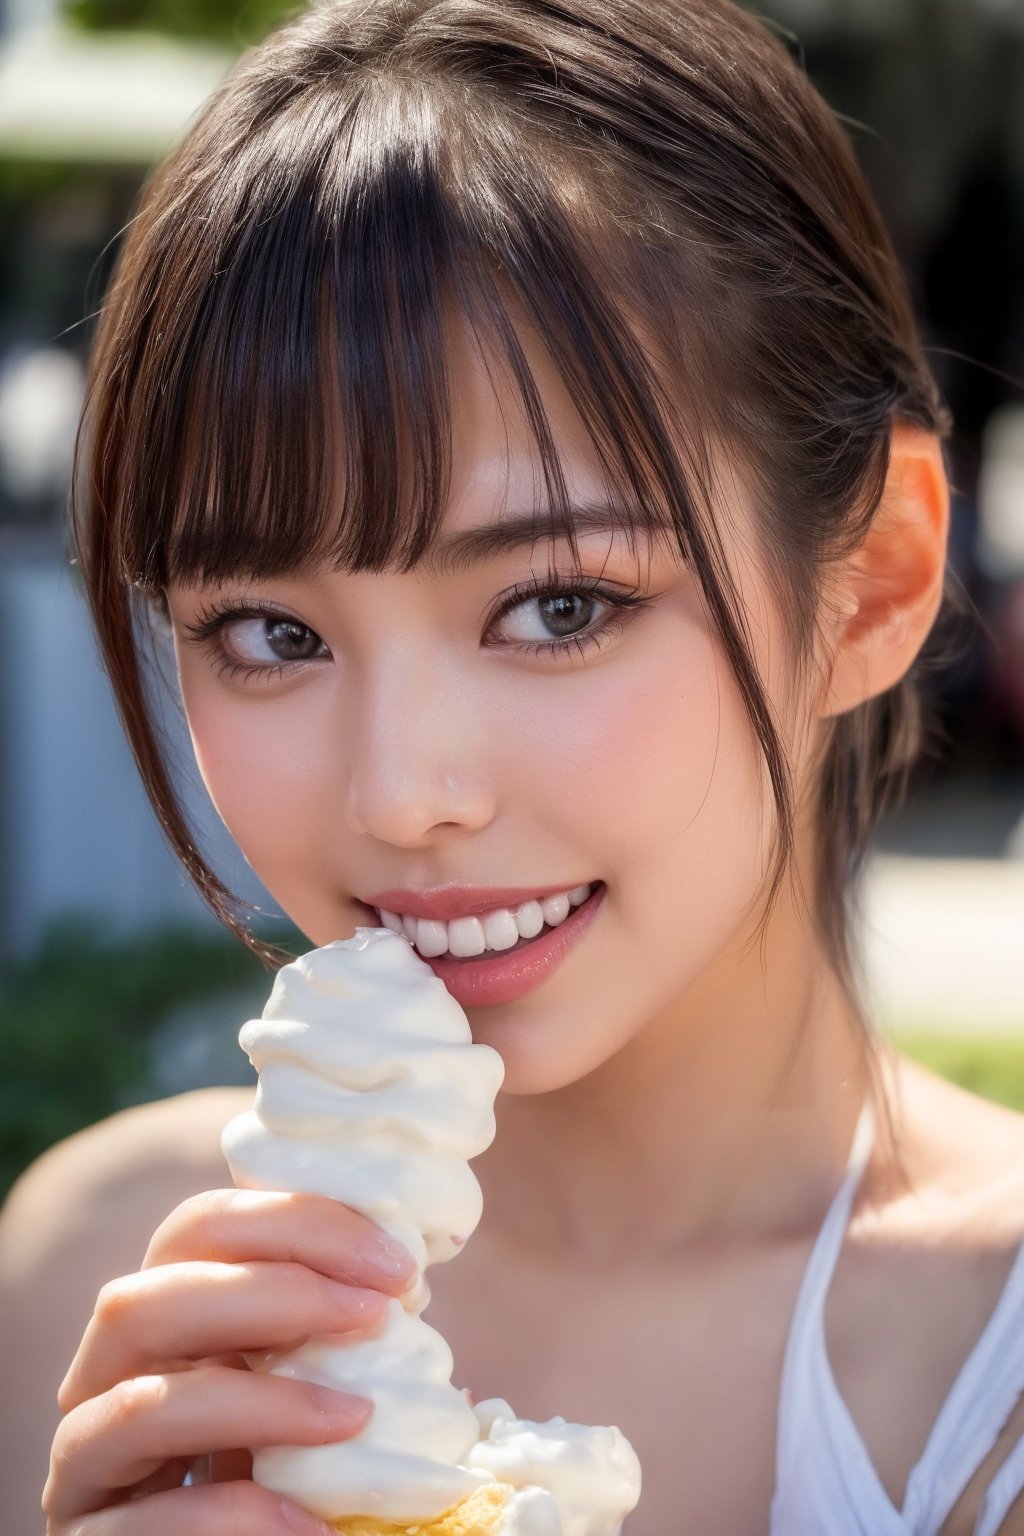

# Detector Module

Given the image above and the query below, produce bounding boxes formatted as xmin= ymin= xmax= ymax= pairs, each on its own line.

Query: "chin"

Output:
xmin=474 ymin=1014 xmax=626 ymax=1097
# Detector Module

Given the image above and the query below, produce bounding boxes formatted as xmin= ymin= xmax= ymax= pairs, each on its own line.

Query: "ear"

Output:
xmin=817 ymin=423 xmax=950 ymax=718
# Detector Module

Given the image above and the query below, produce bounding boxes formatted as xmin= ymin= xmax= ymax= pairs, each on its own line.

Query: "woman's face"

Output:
xmin=166 ymin=313 xmax=820 ymax=1094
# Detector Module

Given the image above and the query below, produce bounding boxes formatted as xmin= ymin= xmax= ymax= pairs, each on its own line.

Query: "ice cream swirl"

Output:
xmin=222 ymin=929 xmax=505 ymax=1520
xmin=223 ymin=928 xmax=504 ymax=1277
xmin=221 ymin=928 xmax=641 ymax=1533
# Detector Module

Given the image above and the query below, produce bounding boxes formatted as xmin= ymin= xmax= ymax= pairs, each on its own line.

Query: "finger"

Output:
xmin=50 ymin=1479 xmax=335 ymax=1535
xmin=46 ymin=1366 xmax=370 ymax=1523
xmin=61 ymin=1260 xmax=387 ymax=1409
xmin=144 ymin=1189 xmax=416 ymax=1293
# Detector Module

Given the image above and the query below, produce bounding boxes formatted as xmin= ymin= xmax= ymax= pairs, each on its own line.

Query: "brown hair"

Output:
xmin=72 ymin=0 xmax=951 ymax=1063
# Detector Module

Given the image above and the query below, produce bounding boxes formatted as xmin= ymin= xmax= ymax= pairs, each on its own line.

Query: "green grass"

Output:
xmin=893 ymin=1032 xmax=1024 ymax=1114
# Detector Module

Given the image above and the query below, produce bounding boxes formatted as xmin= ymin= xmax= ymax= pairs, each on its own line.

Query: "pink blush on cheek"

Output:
xmin=517 ymin=620 xmax=733 ymax=864
xmin=181 ymin=694 xmax=348 ymax=933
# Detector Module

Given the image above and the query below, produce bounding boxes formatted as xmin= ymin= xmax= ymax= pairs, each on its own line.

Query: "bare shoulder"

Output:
xmin=877 ymin=1051 xmax=1024 ymax=1244
xmin=829 ymin=1051 xmax=1024 ymax=1525
xmin=0 ymin=1085 xmax=254 ymax=1273
xmin=835 ymin=1050 xmax=1024 ymax=1371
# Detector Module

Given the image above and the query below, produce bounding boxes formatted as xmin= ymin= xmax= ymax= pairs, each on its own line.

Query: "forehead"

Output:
xmin=442 ymin=301 xmax=606 ymax=520
xmin=406 ymin=304 xmax=686 ymax=581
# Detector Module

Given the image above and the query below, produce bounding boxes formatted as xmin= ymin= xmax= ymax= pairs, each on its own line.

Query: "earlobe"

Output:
xmin=818 ymin=422 xmax=950 ymax=718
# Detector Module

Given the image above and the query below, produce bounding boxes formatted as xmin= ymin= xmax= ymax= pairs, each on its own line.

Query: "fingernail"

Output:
xmin=307 ymin=1384 xmax=374 ymax=1423
xmin=326 ymin=1280 xmax=388 ymax=1319
xmin=362 ymin=1233 xmax=416 ymax=1280
xmin=280 ymin=1499 xmax=335 ymax=1533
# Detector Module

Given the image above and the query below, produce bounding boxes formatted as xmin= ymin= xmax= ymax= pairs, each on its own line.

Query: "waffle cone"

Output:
xmin=329 ymin=1482 xmax=514 ymax=1535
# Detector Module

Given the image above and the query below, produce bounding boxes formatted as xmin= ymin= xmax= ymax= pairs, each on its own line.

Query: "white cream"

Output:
xmin=498 ymin=1485 xmax=566 ymax=1534
xmin=471 ymin=1400 xmax=642 ymax=1536
xmin=248 ymin=1309 xmax=493 ymax=1520
xmin=223 ymin=932 xmax=502 ymax=1278
xmin=222 ymin=928 xmax=641 ymax=1533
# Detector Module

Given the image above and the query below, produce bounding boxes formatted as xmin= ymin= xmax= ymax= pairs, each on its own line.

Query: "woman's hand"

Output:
xmin=43 ymin=1188 xmax=417 ymax=1535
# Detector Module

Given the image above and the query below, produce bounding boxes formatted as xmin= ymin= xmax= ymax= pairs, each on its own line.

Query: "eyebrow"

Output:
xmin=424 ymin=499 xmax=672 ymax=576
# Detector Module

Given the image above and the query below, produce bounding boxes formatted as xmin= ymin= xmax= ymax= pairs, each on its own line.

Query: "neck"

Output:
xmin=474 ymin=876 xmax=874 ymax=1267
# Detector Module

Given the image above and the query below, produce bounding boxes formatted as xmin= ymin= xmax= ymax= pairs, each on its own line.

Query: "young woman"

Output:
xmin=9 ymin=0 xmax=1024 ymax=1531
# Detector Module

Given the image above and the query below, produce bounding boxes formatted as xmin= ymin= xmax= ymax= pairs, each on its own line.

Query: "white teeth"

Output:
xmin=414 ymin=918 xmax=449 ymax=958
xmin=540 ymin=892 xmax=571 ymax=926
xmin=377 ymin=883 xmax=596 ymax=959
xmin=448 ymin=915 xmax=486 ymax=957
xmin=515 ymin=899 xmax=545 ymax=940
xmin=482 ymin=908 xmax=520 ymax=951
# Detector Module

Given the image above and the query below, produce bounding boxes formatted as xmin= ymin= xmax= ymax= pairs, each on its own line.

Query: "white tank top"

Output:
xmin=770 ymin=1097 xmax=1024 ymax=1536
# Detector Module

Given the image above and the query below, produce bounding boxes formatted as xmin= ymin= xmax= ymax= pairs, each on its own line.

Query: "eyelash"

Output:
xmin=182 ymin=575 xmax=651 ymax=684
xmin=491 ymin=575 xmax=649 ymax=661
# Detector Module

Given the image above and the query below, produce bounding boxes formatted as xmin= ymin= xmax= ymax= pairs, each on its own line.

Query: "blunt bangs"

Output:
xmin=97 ymin=70 xmax=697 ymax=600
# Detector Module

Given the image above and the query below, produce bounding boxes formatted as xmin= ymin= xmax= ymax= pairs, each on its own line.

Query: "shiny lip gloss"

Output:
xmin=415 ymin=882 xmax=607 ymax=1007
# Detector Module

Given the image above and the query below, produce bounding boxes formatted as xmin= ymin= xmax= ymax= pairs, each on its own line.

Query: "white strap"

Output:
xmin=907 ymin=1238 xmax=1024 ymax=1534
xmin=974 ymin=1432 xmax=1024 ymax=1536
xmin=771 ymin=1096 xmax=881 ymax=1534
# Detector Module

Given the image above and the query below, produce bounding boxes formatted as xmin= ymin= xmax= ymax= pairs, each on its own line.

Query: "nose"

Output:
xmin=342 ymin=646 xmax=496 ymax=847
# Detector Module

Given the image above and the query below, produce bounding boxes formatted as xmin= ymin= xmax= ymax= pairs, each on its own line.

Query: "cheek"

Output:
xmin=178 ymin=674 xmax=343 ymax=930
xmin=479 ymin=613 xmax=775 ymax=1092
xmin=499 ymin=610 xmax=768 ymax=886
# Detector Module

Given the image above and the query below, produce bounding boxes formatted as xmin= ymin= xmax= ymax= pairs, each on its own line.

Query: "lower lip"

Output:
xmin=394 ymin=883 xmax=607 ymax=1008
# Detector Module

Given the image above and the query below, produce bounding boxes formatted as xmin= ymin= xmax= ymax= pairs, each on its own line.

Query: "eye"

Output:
xmin=488 ymin=577 xmax=649 ymax=660
xmin=229 ymin=616 xmax=326 ymax=664
xmin=180 ymin=601 xmax=330 ymax=681
xmin=496 ymin=589 xmax=603 ymax=644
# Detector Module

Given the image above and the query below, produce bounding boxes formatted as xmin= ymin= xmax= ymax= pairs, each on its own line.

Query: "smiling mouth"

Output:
xmin=363 ymin=882 xmax=603 ymax=962
xmin=418 ymin=915 xmax=570 ymax=962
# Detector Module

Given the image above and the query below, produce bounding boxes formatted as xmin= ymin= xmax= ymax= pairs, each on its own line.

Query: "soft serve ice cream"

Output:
xmin=222 ymin=928 xmax=641 ymax=1534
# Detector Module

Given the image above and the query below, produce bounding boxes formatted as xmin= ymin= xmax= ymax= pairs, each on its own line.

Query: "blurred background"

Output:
xmin=0 ymin=0 xmax=1023 ymax=1200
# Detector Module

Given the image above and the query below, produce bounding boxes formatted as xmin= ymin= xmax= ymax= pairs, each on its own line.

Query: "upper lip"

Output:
xmin=362 ymin=882 xmax=596 ymax=923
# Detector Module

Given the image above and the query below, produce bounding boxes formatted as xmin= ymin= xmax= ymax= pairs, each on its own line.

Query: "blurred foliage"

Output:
xmin=0 ymin=161 xmax=85 ymax=200
xmin=67 ymin=0 xmax=299 ymax=46
xmin=0 ymin=916 xmax=292 ymax=1200
xmin=894 ymin=1032 xmax=1024 ymax=1115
